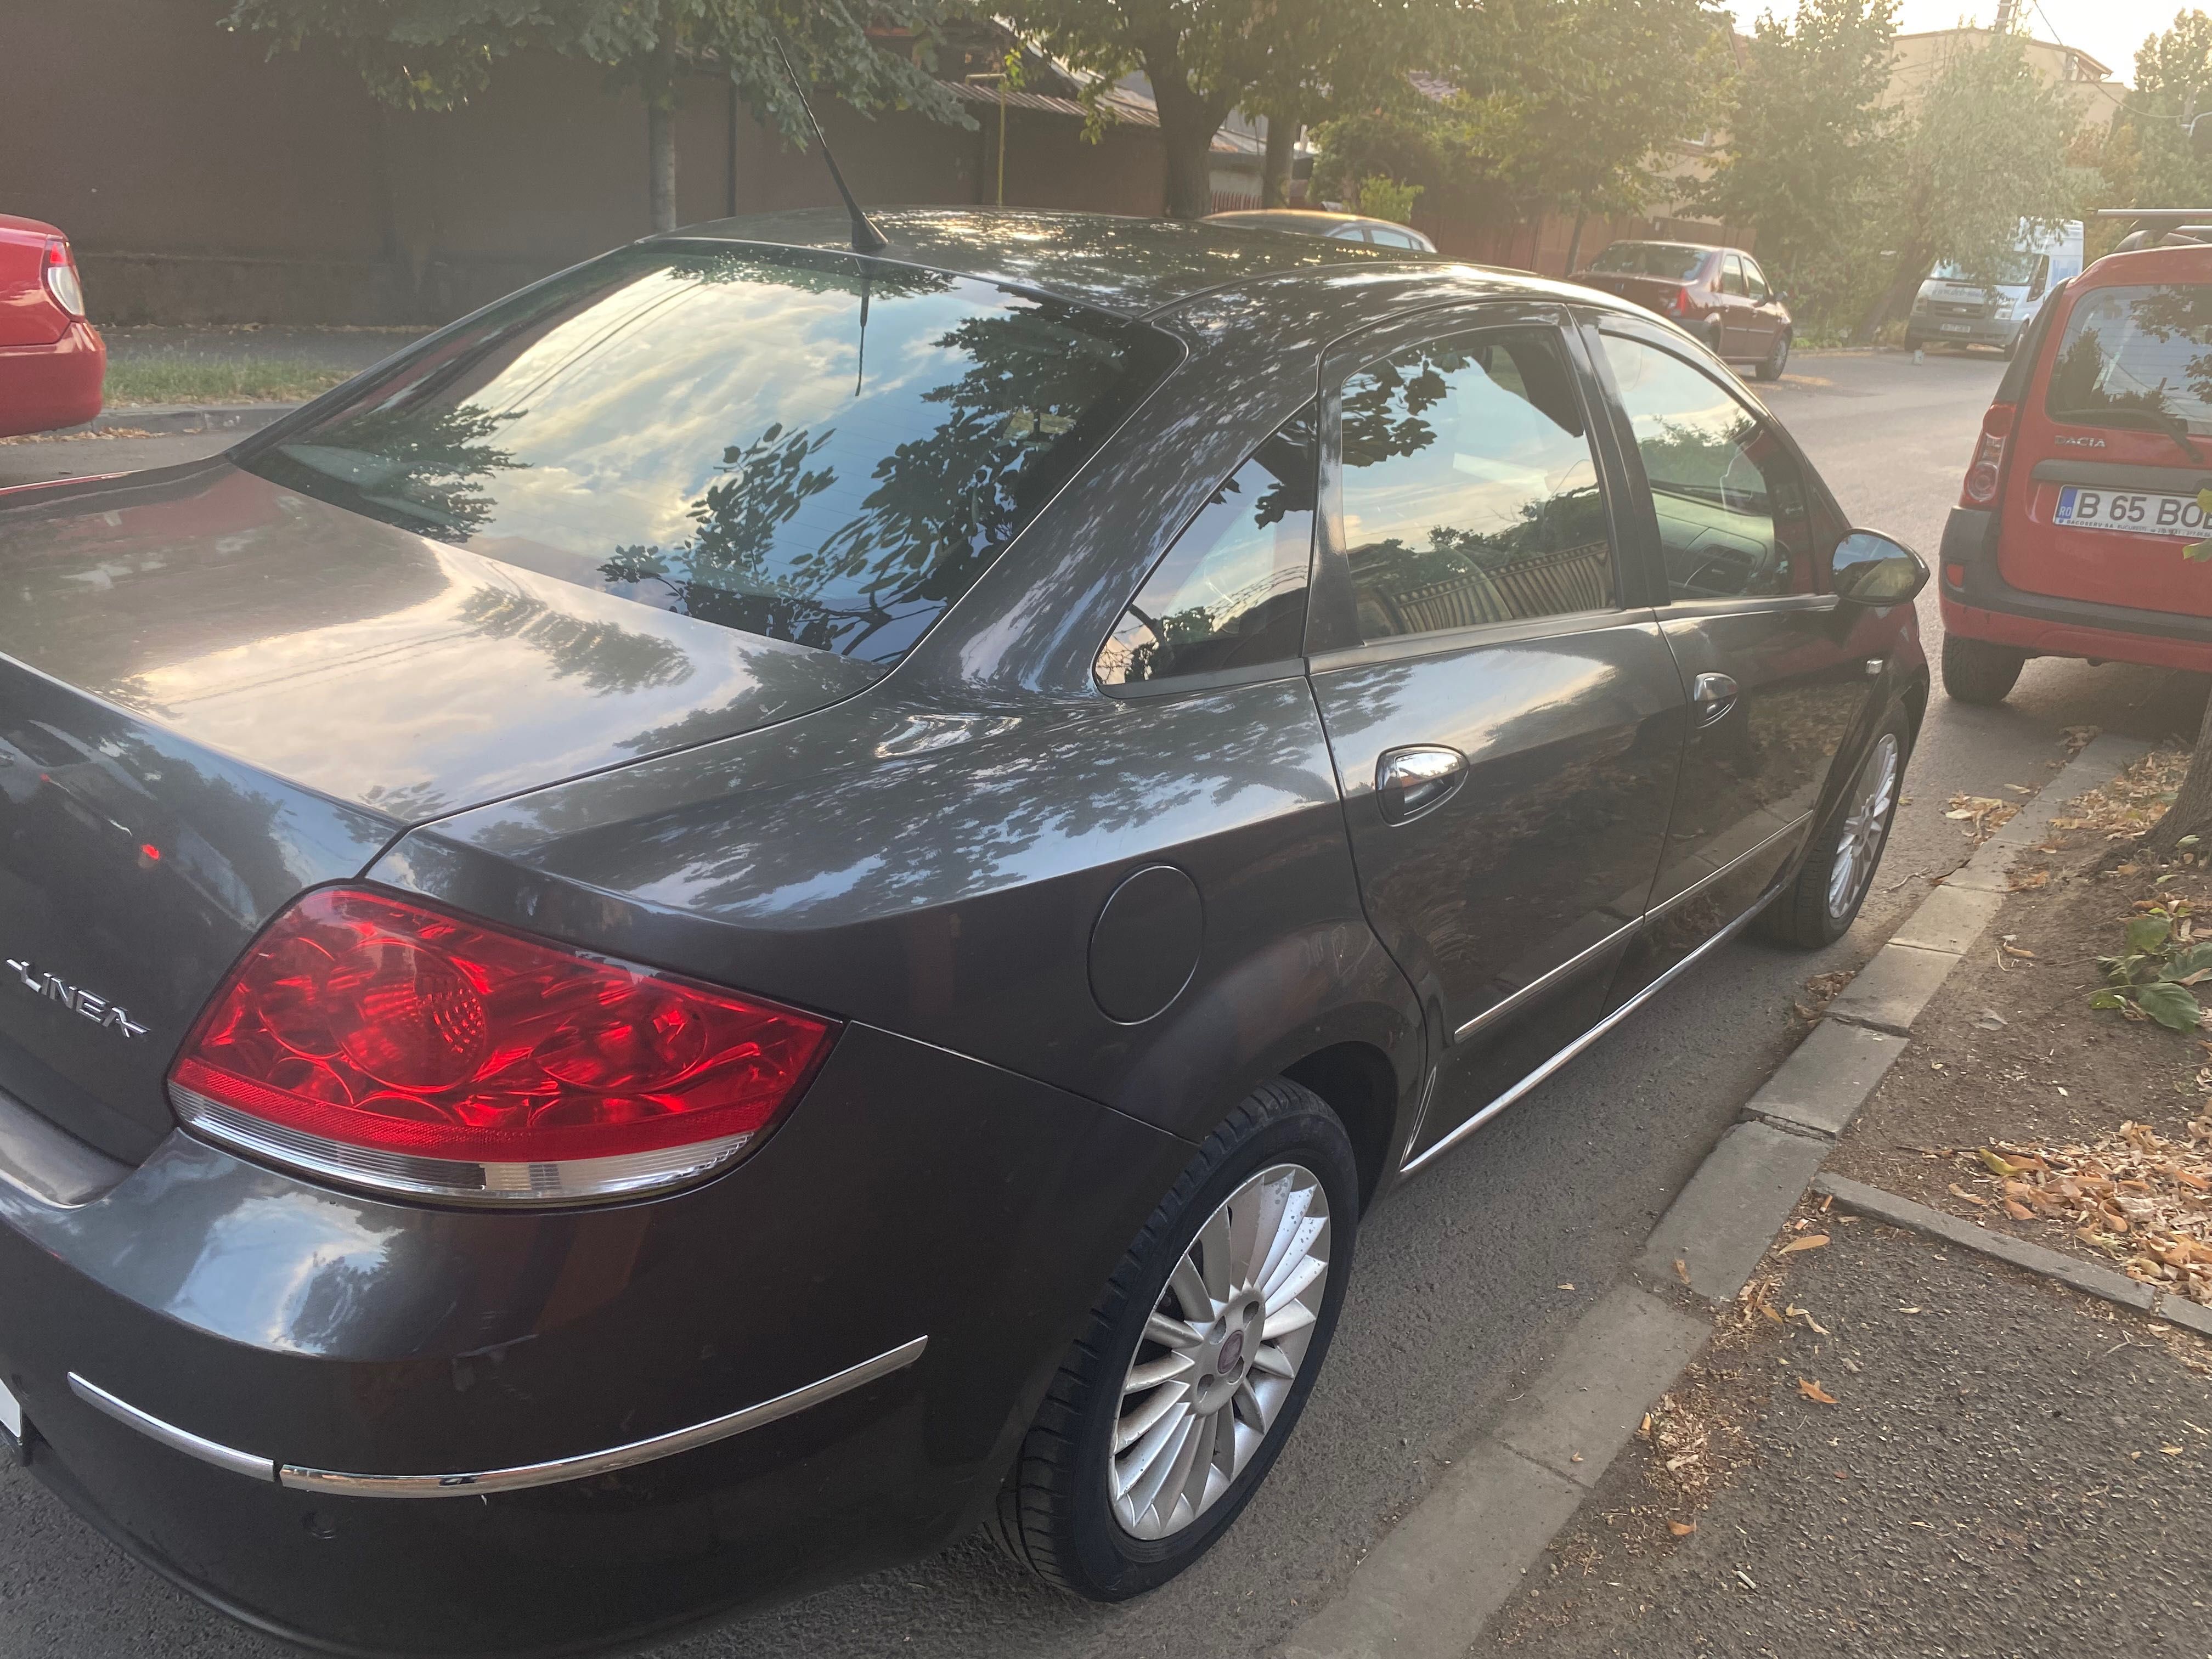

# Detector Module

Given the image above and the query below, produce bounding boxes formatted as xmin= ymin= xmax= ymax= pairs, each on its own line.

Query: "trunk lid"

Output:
xmin=0 ymin=460 xmax=874 ymax=1161
xmin=1572 ymin=273 xmax=1683 ymax=319
xmin=2002 ymin=264 xmax=2212 ymax=618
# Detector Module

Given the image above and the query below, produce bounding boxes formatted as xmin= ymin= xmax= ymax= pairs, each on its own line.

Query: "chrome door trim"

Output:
xmin=1647 ymin=812 xmax=1813 ymax=919
xmin=1451 ymin=915 xmax=1643 ymax=1046
xmin=1402 ymin=899 xmax=1767 ymax=1177
xmin=68 ymin=1373 xmax=278 ymax=1483
xmin=66 ymin=1335 xmax=927 ymax=1498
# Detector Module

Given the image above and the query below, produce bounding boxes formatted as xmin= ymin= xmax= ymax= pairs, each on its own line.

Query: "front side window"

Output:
xmin=1601 ymin=334 xmax=1815 ymax=601
xmin=240 ymin=244 xmax=1178 ymax=667
xmin=1336 ymin=326 xmax=1615 ymax=642
xmin=2045 ymin=283 xmax=2212 ymax=436
xmin=1096 ymin=406 xmax=1316 ymax=687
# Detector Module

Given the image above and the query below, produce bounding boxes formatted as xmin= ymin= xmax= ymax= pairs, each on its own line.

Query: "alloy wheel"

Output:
xmin=1826 ymin=731 xmax=1900 ymax=923
xmin=1108 ymin=1163 xmax=1331 ymax=1539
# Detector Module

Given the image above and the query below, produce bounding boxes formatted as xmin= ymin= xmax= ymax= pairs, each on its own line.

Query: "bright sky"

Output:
xmin=1719 ymin=0 xmax=2177 ymax=85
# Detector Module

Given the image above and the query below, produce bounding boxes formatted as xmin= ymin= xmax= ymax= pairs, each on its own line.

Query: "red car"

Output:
xmin=1572 ymin=240 xmax=1795 ymax=382
xmin=0 ymin=214 xmax=103 ymax=438
xmin=1940 ymin=240 xmax=2212 ymax=702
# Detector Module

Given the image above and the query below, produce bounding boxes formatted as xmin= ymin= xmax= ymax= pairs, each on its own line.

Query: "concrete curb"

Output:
xmin=1274 ymin=730 xmax=2153 ymax=1659
xmin=58 ymin=402 xmax=298 ymax=438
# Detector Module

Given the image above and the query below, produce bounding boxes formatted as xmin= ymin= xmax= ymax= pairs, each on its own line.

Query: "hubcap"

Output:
xmin=1827 ymin=732 xmax=1900 ymax=922
xmin=1108 ymin=1163 xmax=1331 ymax=1540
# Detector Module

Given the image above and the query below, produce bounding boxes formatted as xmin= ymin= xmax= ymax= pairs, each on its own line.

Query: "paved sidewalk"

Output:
xmin=1477 ymin=1218 xmax=2212 ymax=1657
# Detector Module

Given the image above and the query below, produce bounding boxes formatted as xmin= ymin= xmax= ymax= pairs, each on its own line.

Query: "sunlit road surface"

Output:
xmin=2 ymin=349 xmax=2203 ymax=1659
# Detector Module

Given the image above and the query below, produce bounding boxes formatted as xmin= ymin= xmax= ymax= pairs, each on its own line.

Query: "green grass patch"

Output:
xmin=103 ymin=356 xmax=354 ymax=407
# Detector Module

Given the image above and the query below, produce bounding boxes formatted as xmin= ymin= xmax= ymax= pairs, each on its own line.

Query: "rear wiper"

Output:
xmin=2054 ymin=405 xmax=2207 ymax=466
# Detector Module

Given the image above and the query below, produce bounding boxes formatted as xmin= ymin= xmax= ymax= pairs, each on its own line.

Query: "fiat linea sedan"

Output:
xmin=0 ymin=210 xmax=1925 ymax=1654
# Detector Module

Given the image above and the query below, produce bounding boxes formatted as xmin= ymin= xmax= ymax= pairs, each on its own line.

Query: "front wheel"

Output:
xmin=1942 ymin=634 xmax=2027 ymax=705
xmin=1754 ymin=329 xmax=1791 ymax=382
xmin=1758 ymin=709 xmax=1909 ymax=948
xmin=990 ymin=1079 xmax=1356 ymax=1599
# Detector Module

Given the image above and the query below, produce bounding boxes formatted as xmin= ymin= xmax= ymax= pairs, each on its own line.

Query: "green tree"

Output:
xmin=222 ymin=0 xmax=969 ymax=232
xmin=1005 ymin=0 xmax=1466 ymax=219
xmin=2112 ymin=12 xmax=2212 ymax=218
xmin=1854 ymin=27 xmax=2083 ymax=338
xmin=1697 ymin=0 xmax=1899 ymax=329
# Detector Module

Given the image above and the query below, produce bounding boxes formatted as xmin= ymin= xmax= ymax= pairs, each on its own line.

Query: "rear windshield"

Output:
xmin=1587 ymin=243 xmax=1706 ymax=280
xmin=241 ymin=244 xmax=1179 ymax=666
xmin=2046 ymin=283 xmax=2212 ymax=435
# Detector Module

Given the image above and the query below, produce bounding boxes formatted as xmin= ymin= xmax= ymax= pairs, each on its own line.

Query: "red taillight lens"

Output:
xmin=168 ymin=887 xmax=837 ymax=1204
xmin=1671 ymin=285 xmax=1692 ymax=317
xmin=1961 ymin=402 xmax=2015 ymax=507
xmin=41 ymin=238 xmax=84 ymax=319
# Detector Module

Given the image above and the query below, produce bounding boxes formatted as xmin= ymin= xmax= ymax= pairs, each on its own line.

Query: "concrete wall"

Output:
xmin=3 ymin=1 xmax=1166 ymax=324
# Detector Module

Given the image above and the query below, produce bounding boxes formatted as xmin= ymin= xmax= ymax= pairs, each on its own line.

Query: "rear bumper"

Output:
xmin=0 ymin=1022 xmax=1188 ymax=1655
xmin=1906 ymin=315 xmax=2018 ymax=349
xmin=1938 ymin=505 xmax=2212 ymax=671
xmin=0 ymin=321 xmax=104 ymax=437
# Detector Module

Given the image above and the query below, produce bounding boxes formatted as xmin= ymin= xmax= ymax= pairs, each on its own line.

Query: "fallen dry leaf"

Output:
xmin=1668 ymin=1520 xmax=1697 ymax=1538
xmin=1776 ymin=1233 xmax=1831 ymax=1256
xmin=2000 ymin=942 xmax=2036 ymax=960
xmin=1673 ymin=1257 xmax=1690 ymax=1283
xmin=2005 ymin=1200 xmax=2035 ymax=1221
xmin=1798 ymin=1378 xmax=1839 ymax=1405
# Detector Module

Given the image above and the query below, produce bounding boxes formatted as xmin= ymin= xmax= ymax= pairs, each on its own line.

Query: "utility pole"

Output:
xmin=1992 ymin=0 xmax=2018 ymax=33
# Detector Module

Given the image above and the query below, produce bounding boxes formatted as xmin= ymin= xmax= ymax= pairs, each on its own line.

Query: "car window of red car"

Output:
xmin=1720 ymin=256 xmax=1748 ymax=298
xmin=1588 ymin=243 xmax=1706 ymax=281
xmin=1741 ymin=258 xmax=1770 ymax=302
xmin=2044 ymin=283 xmax=2212 ymax=436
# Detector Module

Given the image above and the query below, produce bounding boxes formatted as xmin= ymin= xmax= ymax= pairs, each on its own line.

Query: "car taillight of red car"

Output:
xmin=1961 ymin=402 xmax=2015 ymax=507
xmin=41 ymin=237 xmax=84 ymax=319
xmin=168 ymin=887 xmax=839 ymax=1204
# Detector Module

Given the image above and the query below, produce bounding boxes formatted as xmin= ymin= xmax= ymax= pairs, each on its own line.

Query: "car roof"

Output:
xmin=670 ymin=206 xmax=1446 ymax=318
xmin=2077 ymin=240 xmax=2212 ymax=287
xmin=669 ymin=206 xmax=1602 ymax=326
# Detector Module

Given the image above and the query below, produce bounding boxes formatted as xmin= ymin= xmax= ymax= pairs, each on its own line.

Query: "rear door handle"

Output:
xmin=1376 ymin=746 xmax=1466 ymax=823
xmin=1691 ymin=672 xmax=1738 ymax=727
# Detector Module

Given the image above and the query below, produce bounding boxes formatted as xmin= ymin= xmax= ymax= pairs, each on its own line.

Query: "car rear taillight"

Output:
xmin=1670 ymin=285 xmax=1692 ymax=317
xmin=41 ymin=238 xmax=84 ymax=319
xmin=1961 ymin=402 xmax=2014 ymax=507
xmin=168 ymin=887 xmax=838 ymax=1205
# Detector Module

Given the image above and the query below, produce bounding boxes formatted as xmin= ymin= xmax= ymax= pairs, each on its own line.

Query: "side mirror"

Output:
xmin=1831 ymin=529 xmax=1929 ymax=605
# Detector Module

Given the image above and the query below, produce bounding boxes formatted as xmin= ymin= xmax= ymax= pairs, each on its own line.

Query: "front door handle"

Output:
xmin=1691 ymin=672 xmax=1739 ymax=727
xmin=1376 ymin=746 xmax=1466 ymax=823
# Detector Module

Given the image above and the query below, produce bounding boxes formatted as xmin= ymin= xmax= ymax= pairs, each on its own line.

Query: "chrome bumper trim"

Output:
xmin=68 ymin=1373 xmax=278 ymax=1483
xmin=65 ymin=1335 xmax=927 ymax=1498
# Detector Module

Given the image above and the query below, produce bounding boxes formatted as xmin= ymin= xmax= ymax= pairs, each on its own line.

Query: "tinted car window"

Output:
xmin=2045 ymin=283 xmax=2212 ymax=435
xmin=240 ymin=244 xmax=1178 ymax=667
xmin=1720 ymin=255 xmax=1748 ymax=298
xmin=1588 ymin=242 xmax=1707 ymax=281
xmin=1367 ymin=227 xmax=1419 ymax=249
xmin=1097 ymin=405 xmax=1316 ymax=686
xmin=1337 ymin=327 xmax=1615 ymax=641
xmin=1741 ymin=258 xmax=1770 ymax=302
xmin=1601 ymin=334 xmax=1814 ymax=601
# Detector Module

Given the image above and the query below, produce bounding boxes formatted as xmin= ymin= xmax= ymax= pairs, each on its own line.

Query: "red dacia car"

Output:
xmin=0 ymin=214 xmax=103 ymax=438
xmin=1942 ymin=240 xmax=2212 ymax=701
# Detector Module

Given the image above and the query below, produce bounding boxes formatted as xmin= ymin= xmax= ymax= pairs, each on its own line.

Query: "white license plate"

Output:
xmin=0 ymin=1374 xmax=20 ymax=1442
xmin=2053 ymin=485 xmax=2207 ymax=537
xmin=1938 ymin=323 xmax=1974 ymax=333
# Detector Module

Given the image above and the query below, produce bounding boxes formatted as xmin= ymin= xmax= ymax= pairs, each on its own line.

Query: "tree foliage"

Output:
xmin=1697 ymin=0 xmax=1898 ymax=328
xmin=1003 ymin=0 xmax=1466 ymax=218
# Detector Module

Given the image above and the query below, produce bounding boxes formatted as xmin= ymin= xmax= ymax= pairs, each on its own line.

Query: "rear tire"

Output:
xmin=989 ymin=1079 xmax=1357 ymax=1600
xmin=1758 ymin=707 xmax=1910 ymax=949
xmin=1941 ymin=634 xmax=2027 ymax=705
xmin=1754 ymin=329 xmax=1791 ymax=381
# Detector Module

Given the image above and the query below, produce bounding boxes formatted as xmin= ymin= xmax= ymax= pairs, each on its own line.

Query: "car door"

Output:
xmin=1588 ymin=317 xmax=1878 ymax=999
xmin=1717 ymin=254 xmax=1753 ymax=357
xmin=1303 ymin=304 xmax=1688 ymax=1158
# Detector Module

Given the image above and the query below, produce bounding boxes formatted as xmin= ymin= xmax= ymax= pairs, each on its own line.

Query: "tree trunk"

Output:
xmin=1146 ymin=52 xmax=1231 ymax=220
xmin=1262 ymin=109 xmax=1298 ymax=208
xmin=2149 ymin=695 xmax=2212 ymax=852
xmin=1564 ymin=211 xmax=1589 ymax=275
xmin=648 ymin=101 xmax=678 ymax=233
xmin=1854 ymin=254 xmax=1926 ymax=343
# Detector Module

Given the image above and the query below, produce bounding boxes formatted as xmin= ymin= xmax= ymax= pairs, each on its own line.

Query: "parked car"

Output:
xmin=1204 ymin=207 xmax=1437 ymax=250
xmin=0 ymin=208 xmax=1925 ymax=1655
xmin=1940 ymin=238 xmax=2212 ymax=702
xmin=1905 ymin=220 xmax=2084 ymax=357
xmin=0 ymin=214 xmax=102 ymax=437
xmin=1571 ymin=240 xmax=1794 ymax=382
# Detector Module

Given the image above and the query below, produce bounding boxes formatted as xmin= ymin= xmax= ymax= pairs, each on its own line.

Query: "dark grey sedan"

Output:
xmin=0 ymin=209 xmax=1925 ymax=1654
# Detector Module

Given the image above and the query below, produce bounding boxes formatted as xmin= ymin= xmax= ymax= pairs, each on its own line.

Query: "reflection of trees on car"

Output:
xmin=266 ymin=403 xmax=528 ymax=544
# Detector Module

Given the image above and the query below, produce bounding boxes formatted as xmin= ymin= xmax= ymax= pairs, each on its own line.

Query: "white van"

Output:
xmin=1906 ymin=220 xmax=2085 ymax=354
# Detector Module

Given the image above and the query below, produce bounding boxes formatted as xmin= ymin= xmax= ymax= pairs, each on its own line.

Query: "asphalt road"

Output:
xmin=1 ymin=349 xmax=2206 ymax=1658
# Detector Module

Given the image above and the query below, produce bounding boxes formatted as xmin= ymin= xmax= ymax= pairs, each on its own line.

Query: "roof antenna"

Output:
xmin=774 ymin=39 xmax=888 ymax=254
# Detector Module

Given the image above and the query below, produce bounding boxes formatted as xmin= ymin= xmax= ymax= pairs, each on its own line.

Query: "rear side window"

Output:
xmin=1096 ymin=406 xmax=1316 ymax=687
xmin=1720 ymin=256 xmax=1748 ymax=297
xmin=240 ymin=244 xmax=1178 ymax=667
xmin=2045 ymin=284 xmax=2212 ymax=435
xmin=1336 ymin=326 xmax=1615 ymax=641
